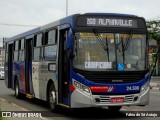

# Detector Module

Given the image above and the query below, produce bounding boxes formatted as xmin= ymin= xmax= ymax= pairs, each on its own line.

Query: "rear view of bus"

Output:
xmin=70 ymin=13 xmax=149 ymax=111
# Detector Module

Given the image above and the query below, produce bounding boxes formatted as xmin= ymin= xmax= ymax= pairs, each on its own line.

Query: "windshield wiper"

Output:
xmin=116 ymin=37 xmax=127 ymax=65
xmin=121 ymin=37 xmax=126 ymax=64
xmin=116 ymin=31 xmax=133 ymax=64
xmin=93 ymin=29 xmax=109 ymax=61
xmin=93 ymin=29 xmax=108 ymax=50
xmin=116 ymin=37 xmax=128 ymax=64
xmin=106 ymin=36 xmax=109 ymax=61
xmin=124 ymin=30 xmax=133 ymax=51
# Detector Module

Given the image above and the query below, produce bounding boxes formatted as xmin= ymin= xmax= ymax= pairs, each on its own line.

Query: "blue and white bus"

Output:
xmin=5 ymin=13 xmax=150 ymax=112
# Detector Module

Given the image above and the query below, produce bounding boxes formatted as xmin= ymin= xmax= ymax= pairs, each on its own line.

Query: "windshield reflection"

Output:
xmin=73 ymin=33 xmax=146 ymax=71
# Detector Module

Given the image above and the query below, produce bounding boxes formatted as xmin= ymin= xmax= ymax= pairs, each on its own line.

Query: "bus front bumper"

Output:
xmin=70 ymin=87 xmax=149 ymax=108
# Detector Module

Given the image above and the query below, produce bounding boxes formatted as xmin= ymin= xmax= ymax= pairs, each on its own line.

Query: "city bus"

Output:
xmin=5 ymin=13 xmax=150 ymax=112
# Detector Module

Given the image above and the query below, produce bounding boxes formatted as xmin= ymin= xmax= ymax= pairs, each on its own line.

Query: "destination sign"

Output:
xmin=77 ymin=17 xmax=138 ymax=28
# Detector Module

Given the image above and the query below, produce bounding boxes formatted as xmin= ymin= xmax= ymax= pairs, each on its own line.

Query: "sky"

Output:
xmin=0 ymin=0 xmax=160 ymax=40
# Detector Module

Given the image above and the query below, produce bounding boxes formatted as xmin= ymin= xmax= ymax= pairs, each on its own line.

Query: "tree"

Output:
xmin=147 ymin=20 xmax=160 ymax=40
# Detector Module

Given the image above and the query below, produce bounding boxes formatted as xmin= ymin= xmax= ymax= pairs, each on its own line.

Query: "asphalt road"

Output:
xmin=0 ymin=79 xmax=160 ymax=120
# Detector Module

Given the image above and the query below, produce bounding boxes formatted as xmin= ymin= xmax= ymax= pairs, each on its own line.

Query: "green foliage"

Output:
xmin=147 ymin=20 xmax=160 ymax=40
xmin=148 ymin=33 xmax=160 ymax=39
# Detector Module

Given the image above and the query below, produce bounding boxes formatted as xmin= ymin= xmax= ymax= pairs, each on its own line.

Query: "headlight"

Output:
xmin=141 ymin=81 xmax=149 ymax=94
xmin=73 ymin=79 xmax=91 ymax=96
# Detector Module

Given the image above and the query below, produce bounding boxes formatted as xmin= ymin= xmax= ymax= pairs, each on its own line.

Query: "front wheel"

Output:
xmin=48 ymin=83 xmax=59 ymax=112
xmin=108 ymin=106 xmax=122 ymax=112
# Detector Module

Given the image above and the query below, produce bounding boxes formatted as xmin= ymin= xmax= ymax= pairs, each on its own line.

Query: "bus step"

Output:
xmin=26 ymin=93 xmax=33 ymax=99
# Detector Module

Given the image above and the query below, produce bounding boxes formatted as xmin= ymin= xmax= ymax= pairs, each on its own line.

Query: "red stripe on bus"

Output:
xmin=89 ymin=86 xmax=110 ymax=92
xmin=69 ymin=85 xmax=75 ymax=92
xmin=20 ymin=65 xmax=26 ymax=93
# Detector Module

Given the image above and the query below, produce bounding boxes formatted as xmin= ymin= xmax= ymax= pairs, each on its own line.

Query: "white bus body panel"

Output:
xmin=71 ymin=87 xmax=149 ymax=108
xmin=32 ymin=61 xmax=57 ymax=101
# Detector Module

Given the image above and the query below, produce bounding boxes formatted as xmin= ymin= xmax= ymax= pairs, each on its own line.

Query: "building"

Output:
xmin=0 ymin=47 xmax=4 ymax=67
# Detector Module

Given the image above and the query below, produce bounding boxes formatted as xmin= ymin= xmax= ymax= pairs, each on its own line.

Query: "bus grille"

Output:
xmin=85 ymin=74 xmax=145 ymax=84
xmin=74 ymin=69 xmax=148 ymax=84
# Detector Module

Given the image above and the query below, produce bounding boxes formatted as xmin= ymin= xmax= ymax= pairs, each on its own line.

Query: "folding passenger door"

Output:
xmin=58 ymin=28 xmax=70 ymax=105
xmin=25 ymin=37 xmax=34 ymax=95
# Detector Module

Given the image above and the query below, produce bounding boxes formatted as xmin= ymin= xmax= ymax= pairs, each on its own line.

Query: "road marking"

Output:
xmin=0 ymin=98 xmax=6 ymax=101
xmin=151 ymin=91 xmax=160 ymax=94
xmin=11 ymin=102 xmax=28 ymax=111
xmin=0 ymin=97 xmax=48 ymax=120
xmin=121 ymin=108 xmax=127 ymax=111
xmin=150 ymin=87 xmax=160 ymax=90
xmin=122 ymin=107 xmax=145 ymax=111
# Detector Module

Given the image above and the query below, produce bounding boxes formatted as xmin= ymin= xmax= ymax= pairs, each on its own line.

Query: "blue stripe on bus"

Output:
xmin=13 ymin=62 xmax=25 ymax=93
xmin=13 ymin=62 xmax=34 ymax=95
xmin=71 ymin=70 xmax=150 ymax=94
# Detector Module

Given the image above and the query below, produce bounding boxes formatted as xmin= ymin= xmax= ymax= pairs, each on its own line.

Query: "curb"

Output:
xmin=150 ymin=86 xmax=160 ymax=90
xmin=150 ymin=83 xmax=160 ymax=90
xmin=150 ymin=82 xmax=160 ymax=90
xmin=151 ymin=76 xmax=160 ymax=78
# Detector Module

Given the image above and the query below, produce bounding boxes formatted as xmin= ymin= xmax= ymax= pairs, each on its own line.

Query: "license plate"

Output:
xmin=111 ymin=97 xmax=124 ymax=103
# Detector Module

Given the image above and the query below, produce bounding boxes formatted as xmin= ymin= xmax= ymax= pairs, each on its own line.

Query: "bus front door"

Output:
xmin=58 ymin=29 xmax=70 ymax=106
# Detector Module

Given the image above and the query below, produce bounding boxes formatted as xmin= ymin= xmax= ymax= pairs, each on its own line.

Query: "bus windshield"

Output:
xmin=73 ymin=32 xmax=147 ymax=71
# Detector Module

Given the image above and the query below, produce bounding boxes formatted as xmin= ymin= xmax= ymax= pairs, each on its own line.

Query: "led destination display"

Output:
xmin=87 ymin=18 xmax=136 ymax=27
xmin=76 ymin=16 xmax=145 ymax=28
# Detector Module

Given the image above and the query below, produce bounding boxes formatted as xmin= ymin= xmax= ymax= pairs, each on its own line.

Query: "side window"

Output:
xmin=33 ymin=33 xmax=42 ymax=61
xmin=44 ymin=29 xmax=56 ymax=45
xmin=21 ymin=39 xmax=24 ymax=49
xmin=44 ymin=29 xmax=57 ymax=61
xmin=14 ymin=51 xmax=18 ymax=61
xmin=48 ymin=30 xmax=56 ymax=44
xmin=19 ymin=39 xmax=24 ymax=61
xmin=14 ymin=40 xmax=19 ymax=61
xmin=33 ymin=48 xmax=41 ymax=61
xmin=34 ymin=34 xmax=42 ymax=47
xmin=44 ymin=45 xmax=57 ymax=61
xmin=15 ymin=40 xmax=19 ymax=50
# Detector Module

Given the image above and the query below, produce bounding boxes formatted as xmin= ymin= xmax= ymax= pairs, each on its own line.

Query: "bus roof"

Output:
xmin=84 ymin=13 xmax=137 ymax=17
xmin=6 ymin=15 xmax=74 ymax=43
xmin=6 ymin=13 xmax=141 ymax=43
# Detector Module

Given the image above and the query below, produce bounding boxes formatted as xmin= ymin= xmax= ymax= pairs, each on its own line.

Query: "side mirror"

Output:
xmin=66 ymin=28 xmax=74 ymax=50
xmin=66 ymin=28 xmax=74 ymax=58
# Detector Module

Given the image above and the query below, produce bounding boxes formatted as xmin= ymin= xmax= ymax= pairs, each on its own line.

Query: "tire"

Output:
xmin=48 ymin=83 xmax=59 ymax=112
xmin=15 ymin=79 xmax=22 ymax=99
xmin=108 ymin=106 xmax=122 ymax=112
